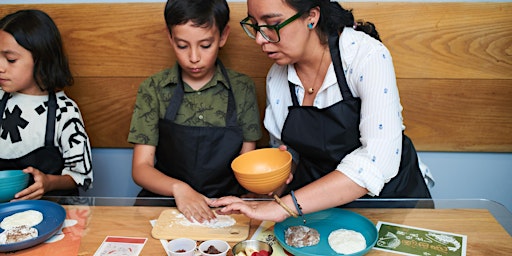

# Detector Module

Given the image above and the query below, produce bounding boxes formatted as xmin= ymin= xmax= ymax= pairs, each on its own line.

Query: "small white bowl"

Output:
xmin=166 ymin=238 xmax=197 ymax=256
xmin=198 ymin=239 xmax=230 ymax=256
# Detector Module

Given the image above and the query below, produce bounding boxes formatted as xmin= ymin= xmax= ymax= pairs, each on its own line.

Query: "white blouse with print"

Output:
xmin=263 ymin=28 xmax=433 ymax=196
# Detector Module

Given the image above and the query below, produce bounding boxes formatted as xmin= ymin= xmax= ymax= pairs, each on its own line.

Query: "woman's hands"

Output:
xmin=209 ymin=196 xmax=291 ymax=222
xmin=269 ymin=145 xmax=294 ymax=196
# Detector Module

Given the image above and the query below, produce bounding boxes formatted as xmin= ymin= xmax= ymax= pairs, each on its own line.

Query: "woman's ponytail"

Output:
xmin=324 ymin=1 xmax=381 ymax=42
xmin=354 ymin=20 xmax=381 ymax=42
xmin=287 ymin=0 xmax=381 ymax=42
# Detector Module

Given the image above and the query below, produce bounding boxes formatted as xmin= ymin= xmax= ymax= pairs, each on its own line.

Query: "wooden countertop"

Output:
xmin=1 ymin=203 xmax=510 ymax=255
xmin=66 ymin=206 xmax=511 ymax=255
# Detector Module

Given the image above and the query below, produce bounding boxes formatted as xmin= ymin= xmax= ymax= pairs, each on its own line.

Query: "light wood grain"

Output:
xmin=71 ymin=205 xmax=166 ymax=256
xmin=399 ymin=79 xmax=512 ymax=151
xmin=343 ymin=2 xmax=512 ymax=79
xmin=0 ymin=2 xmax=510 ymax=151
xmin=65 ymin=206 xmax=512 ymax=255
xmin=151 ymin=209 xmax=250 ymax=242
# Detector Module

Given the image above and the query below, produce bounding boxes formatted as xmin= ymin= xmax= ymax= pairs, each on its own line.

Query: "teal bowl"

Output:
xmin=0 ymin=170 xmax=29 ymax=202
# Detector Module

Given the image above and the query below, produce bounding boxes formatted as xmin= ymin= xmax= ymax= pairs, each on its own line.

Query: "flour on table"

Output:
xmin=169 ymin=210 xmax=236 ymax=228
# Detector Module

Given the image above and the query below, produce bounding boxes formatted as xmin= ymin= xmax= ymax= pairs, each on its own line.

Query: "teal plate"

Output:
xmin=274 ymin=208 xmax=377 ymax=256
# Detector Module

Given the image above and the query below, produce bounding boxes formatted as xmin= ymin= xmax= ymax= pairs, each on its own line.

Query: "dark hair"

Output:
xmin=0 ymin=9 xmax=73 ymax=91
xmin=284 ymin=0 xmax=381 ymax=42
xmin=164 ymin=0 xmax=230 ymax=35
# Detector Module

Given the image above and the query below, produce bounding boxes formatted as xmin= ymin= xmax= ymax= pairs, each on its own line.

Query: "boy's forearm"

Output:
xmin=240 ymin=141 xmax=256 ymax=154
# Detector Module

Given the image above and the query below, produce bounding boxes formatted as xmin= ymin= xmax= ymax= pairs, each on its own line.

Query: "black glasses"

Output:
xmin=240 ymin=12 xmax=302 ymax=43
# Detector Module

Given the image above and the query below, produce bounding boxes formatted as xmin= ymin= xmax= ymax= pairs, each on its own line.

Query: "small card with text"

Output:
xmin=375 ymin=221 xmax=467 ymax=256
xmin=94 ymin=236 xmax=147 ymax=256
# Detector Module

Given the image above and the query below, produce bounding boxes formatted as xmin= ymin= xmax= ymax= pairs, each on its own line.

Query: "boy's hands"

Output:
xmin=173 ymin=183 xmax=216 ymax=223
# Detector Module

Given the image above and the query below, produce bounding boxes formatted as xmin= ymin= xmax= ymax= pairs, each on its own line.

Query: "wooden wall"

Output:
xmin=1 ymin=2 xmax=511 ymax=152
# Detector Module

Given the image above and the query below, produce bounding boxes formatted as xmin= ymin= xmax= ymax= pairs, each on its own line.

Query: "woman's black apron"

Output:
xmin=281 ymin=34 xmax=431 ymax=200
xmin=0 ymin=92 xmax=77 ymax=196
xmin=137 ymin=60 xmax=246 ymax=200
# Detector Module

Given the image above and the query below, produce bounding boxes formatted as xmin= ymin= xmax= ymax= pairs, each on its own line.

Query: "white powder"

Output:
xmin=173 ymin=213 xmax=236 ymax=228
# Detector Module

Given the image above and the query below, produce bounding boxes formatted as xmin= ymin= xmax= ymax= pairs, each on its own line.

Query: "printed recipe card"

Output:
xmin=375 ymin=221 xmax=467 ymax=256
xmin=94 ymin=236 xmax=147 ymax=256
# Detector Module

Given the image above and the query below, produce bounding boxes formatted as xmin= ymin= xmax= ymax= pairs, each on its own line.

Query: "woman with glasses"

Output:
xmin=210 ymin=0 xmax=434 ymax=222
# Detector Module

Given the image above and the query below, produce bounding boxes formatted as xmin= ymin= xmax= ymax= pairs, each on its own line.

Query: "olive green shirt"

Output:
xmin=128 ymin=63 xmax=262 ymax=146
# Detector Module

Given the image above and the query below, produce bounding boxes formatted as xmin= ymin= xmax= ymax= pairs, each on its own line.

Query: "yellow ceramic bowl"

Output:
xmin=231 ymin=148 xmax=292 ymax=194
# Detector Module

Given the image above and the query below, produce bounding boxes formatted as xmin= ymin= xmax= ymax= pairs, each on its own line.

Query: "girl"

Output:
xmin=0 ymin=9 xmax=93 ymax=200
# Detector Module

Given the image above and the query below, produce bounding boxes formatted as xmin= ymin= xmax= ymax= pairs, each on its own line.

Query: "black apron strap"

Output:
xmin=0 ymin=92 xmax=9 ymax=127
xmin=45 ymin=92 xmax=58 ymax=147
xmin=287 ymin=82 xmax=300 ymax=107
xmin=163 ymin=67 xmax=185 ymax=121
xmin=217 ymin=59 xmax=237 ymax=127
xmin=328 ymin=33 xmax=356 ymax=100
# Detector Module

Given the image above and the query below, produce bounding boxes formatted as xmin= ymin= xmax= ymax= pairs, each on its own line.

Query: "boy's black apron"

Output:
xmin=137 ymin=60 xmax=246 ymax=199
xmin=281 ymin=34 xmax=431 ymax=199
xmin=0 ymin=92 xmax=77 ymax=196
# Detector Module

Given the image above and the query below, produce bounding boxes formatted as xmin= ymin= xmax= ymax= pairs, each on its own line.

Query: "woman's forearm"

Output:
xmin=281 ymin=171 xmax=368 ymax=215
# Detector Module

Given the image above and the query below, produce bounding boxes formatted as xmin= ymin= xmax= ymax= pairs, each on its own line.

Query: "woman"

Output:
xmin=210 ymin=0 xmax=433 ymax=222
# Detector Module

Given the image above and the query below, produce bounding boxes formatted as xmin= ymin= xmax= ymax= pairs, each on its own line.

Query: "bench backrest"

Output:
xmin=1 ymin=2 xmax=511 ymax=151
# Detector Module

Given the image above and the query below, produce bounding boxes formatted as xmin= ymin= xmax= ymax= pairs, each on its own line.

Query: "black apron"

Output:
xmin=137 ymin=60 xmax=246 ymax=199
xmin=0 ymin=92 xmax=77 ymax=196
xmin=281 ymin=34 xmax=431 ymax=199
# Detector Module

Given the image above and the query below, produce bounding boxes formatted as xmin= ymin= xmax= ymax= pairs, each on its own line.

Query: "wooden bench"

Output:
xmin=1 ymin=2 xmax=511 ymax=152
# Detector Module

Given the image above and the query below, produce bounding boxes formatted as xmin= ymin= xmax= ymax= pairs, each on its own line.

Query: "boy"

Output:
xmin=127 ymin=0 xmax=261 ymax=223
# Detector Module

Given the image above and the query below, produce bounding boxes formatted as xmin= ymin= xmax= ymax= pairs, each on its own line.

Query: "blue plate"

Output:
xmin=0 ymin=200 xmax=66 ymax=252
xmin=274 ymin=208 xmax=377 ymax=256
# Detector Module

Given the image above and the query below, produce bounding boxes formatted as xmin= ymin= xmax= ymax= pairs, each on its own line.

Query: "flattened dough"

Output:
xmin=1 ymin=210 xmax=43 ymax=230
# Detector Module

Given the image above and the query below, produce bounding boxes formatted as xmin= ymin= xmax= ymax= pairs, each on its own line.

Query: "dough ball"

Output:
xmin=284 ymin=225 xmax=320 ymax=248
